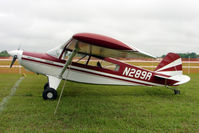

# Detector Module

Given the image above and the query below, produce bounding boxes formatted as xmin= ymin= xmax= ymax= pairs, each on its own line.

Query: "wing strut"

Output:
xmin=54 ymin=41 xmax=79 ymax=115
xmin=59 ymin=41 xmax=79 ymax=78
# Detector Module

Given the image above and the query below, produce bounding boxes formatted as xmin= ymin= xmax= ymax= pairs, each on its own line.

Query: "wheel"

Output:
xmin=174 ymin=90 xmax=180 ymax=95
xmin=42 ymin=87 xmax=57 ymax=100
xmin=44 ymin=82 xmax=49 ymax=90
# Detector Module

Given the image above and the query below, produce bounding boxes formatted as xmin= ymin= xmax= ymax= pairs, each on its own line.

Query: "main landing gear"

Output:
xmin=42 ymin=82 xmax=58 ymax=100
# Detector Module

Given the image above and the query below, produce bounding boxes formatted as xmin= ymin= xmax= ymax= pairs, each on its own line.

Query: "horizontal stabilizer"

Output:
xmin=154 ymin=74 xmax=170 ymax=79
xmin=154 ymin=74 xmax=190 ymax=86
xmin=168 ymin=75 xmax=190 ymax=85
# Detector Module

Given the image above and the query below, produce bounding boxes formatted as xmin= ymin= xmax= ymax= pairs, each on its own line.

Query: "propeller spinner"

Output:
xmin=8 ymin=50 xmax=22 ymax=68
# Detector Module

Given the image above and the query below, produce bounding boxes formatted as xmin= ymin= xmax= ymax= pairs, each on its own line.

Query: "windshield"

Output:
xmin=47 ymin=45 xmax=63 ymax=58
xmin=47 ymin=38 xmax=72 ymax=58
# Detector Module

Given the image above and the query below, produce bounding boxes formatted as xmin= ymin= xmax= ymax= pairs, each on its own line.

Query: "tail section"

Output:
xmin=155 ymin=53 xmax=190 ymax=86
xmin=155 ymin=53 xmax=182 ymax=76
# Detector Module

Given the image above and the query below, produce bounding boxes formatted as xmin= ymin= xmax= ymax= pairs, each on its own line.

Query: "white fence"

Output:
xmin=1 ymin=59 xmax=198 ymax=74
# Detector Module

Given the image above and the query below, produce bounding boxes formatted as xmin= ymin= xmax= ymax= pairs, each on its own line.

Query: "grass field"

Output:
xmin=0 ymin=74 xmax=199 ymax=132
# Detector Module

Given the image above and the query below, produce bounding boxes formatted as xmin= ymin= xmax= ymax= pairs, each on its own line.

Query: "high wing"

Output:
xmin=64 ymin=33 xmax=155 ymax=59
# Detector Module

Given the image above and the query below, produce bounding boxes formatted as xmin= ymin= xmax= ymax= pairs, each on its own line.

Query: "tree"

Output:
xmin=0 ymin=50 xmax=10 ymax=57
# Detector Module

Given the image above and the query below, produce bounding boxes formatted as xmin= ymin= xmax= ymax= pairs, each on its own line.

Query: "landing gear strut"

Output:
xmin=166 ymin=86 xmax=180 ymax=95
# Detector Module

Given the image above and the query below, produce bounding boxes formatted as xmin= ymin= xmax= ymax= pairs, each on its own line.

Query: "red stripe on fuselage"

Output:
xmin=23 ymin=51 xmax=65 ymax=64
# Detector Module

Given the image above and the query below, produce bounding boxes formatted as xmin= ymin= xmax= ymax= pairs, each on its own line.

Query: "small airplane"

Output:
xmin=8 ymin=33 xmax=190 ymax=100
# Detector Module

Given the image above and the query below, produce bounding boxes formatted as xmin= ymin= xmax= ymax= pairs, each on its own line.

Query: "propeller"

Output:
xmin=10 ymin=55 xmax=17 ymax=68
xmin=8 ymin=46 xmax=22 ymax=68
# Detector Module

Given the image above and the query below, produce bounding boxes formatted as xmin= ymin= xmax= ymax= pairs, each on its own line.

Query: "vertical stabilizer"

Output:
xmin=155 ymin=53 xmax=182 ymax=76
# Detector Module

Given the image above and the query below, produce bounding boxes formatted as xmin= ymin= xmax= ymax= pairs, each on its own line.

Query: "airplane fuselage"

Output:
xmin=19 ymin=51 xmax=176 ymax=87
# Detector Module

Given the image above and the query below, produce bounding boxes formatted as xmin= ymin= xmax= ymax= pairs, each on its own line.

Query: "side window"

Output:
xmin=62 ymin=51 xmax=87 ymax=64
xmin=63 ymin=51 xmax=120 ymax=72
xmin=75 ymin=54 xmax=89 ymax=65
xmin=62 ymin=50 xmax=72 ymax=60
xmin=87 ymin=56 xmax=120 ymax=71
xmin=87 ymin=57 xmax=102 ymax=67
xmin=101 ymin=60 xmax=120 ymax=71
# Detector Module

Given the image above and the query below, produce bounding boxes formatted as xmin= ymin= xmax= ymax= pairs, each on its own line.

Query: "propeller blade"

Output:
xmin=18 ymin=45 xmax=21 ymax=50
xmin=10 ymin=55 xmax=17 ymax=68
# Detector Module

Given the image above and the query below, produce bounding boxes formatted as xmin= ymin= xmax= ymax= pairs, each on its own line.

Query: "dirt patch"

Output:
xmin=0 ymin=67 xmax=33 ymax=74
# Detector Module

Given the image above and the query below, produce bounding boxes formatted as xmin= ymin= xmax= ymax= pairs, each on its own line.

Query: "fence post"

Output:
xmin=188 ymin=56 xmax=190 ymax=74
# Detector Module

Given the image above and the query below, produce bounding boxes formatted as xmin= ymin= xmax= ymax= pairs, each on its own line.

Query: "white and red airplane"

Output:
xmin=8 ymin=33 xmax=190 ymax=100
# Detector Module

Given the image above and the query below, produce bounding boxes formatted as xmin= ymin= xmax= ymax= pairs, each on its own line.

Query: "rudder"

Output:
xmin=155 ymin=53 xmax=182 ymax=76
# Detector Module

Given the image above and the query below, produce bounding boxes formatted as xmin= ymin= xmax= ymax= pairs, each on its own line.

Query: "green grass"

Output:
xmin=0 ymin=74 xmax=20 ymax=101
xmin=0 ymin=74 xmax=199 ymax=132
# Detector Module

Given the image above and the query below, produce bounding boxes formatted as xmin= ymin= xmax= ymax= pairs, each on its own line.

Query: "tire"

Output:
xmin=44 ymin=82 xmax=49 ymax=90
xmin=174 ymin=90 xmax=180 ymax=95
xmin=42 ymin=87 xmax=57 ymax=100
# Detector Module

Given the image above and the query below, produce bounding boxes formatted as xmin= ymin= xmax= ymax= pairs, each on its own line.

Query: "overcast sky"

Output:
xmin=0 ymin=0 xmax=199 ymax=56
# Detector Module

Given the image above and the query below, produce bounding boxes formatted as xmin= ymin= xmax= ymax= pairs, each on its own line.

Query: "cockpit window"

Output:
xmin=54 ymin=40 xmax=120 ymax=71
xmin=47 ymin=38 xmax=72 ymax=58
xmin=47 ymin=45 xmax=63 ymax=58
xmin=100 ymin=60 xmax=120 ymax=71
xmin=62 ymin=50 xmax=72 ymax=60
xmin=75 ymin=54 xmax=90 ymax=65
xmin=75 ymin=55 xmax=120 ymax=71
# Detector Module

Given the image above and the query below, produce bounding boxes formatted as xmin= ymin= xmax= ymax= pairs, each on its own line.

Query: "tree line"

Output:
xmin=161 ymin=52 xmax=199 ymax=58
xmin=0 ymin=50 xmax=199 ymax=58
xmin=0 ymin=50 xmax=9 ymax=57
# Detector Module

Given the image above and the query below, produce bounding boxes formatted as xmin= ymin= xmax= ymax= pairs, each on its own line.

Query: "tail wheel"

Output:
xmin=174 ymin=90 xmax=180 ymax=95
xmin=42 ymin=87 xmax=57 ymax=100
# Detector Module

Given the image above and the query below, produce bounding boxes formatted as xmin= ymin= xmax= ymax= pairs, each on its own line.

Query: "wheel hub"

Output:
xmin=47 ymin=92 xmax=53 ymax=99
